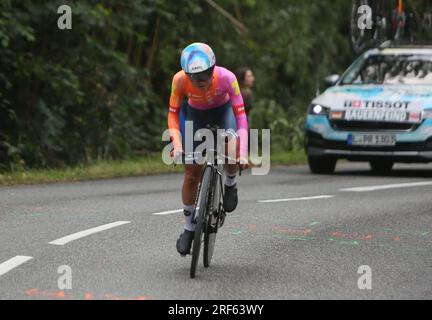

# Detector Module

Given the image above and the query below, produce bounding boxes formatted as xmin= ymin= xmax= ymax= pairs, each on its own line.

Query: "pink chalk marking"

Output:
xmin=330 ymin=231 xmax=344 ymax=238
xmin=272 ymin=226 xmax=313 ymax=236
xmin=105 ymin=293 xmax=149 ymax=300
xmin=84 ymin=293 xmax=94 ymax=300
xmin=361 ymin=234 xmax=374 ymax=241
xmin=248 ymin=225 xmax=257 ymax=232
xmin=25 ymin=288 xmax=39 ymax=296
xmin=330 ymin=231 xmax=373 ymax=241
xmin=25 ymin=289 xmax=65 ymax=299
xmin=303 ymin=229 xmax=312 ymax=235
xmin=19 ymin=206 xmax=45 ymax=212
xmin=41 ymin=291 xmax=65 ymax=299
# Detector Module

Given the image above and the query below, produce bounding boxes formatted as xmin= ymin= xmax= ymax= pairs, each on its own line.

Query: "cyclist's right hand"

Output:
xmin=171 ymin=147 xmax=184 ymax=163
xmin=238 ymin=156 xmax=249 ymax=170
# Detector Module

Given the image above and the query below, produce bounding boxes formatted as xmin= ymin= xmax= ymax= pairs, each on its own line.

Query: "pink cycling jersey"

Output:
xmin=168 ymin=66 xmax=249 ymax=158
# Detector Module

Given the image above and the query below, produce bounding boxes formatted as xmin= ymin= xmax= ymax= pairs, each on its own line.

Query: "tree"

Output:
xmin=0 ymin=0 xmax=353 ymax=169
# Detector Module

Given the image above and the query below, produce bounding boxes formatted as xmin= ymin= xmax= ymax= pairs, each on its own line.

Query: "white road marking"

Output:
xmin=258 ymin=195 xmax=334 ymax=203
xmin=49 ymin=221 xmax=131 ymax=246
xmin=340 ymin=181 xmax=432 ymax=192
xmin=152 ymin=209 xmax=183 ymax=216
xmin=0 ymin=256 xmax=33 ymax=276
xmin=152 ymin=207 xmax=200 ymax=216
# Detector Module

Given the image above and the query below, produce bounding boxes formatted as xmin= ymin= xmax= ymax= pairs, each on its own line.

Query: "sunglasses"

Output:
xmin=186 ymin=67 xmax=214 ymax=82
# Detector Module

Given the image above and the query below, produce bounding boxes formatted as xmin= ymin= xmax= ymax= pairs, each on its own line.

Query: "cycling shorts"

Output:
xmin=179 ymin=100 xmax=237 ymax=160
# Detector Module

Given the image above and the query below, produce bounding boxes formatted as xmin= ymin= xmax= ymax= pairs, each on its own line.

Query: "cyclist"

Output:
xmin=168 ymin=43 xmax=249 ymax=256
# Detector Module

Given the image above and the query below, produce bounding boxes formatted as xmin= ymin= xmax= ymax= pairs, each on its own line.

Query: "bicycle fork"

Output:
xmin=207 ymin=168 xmax=226 ymax=234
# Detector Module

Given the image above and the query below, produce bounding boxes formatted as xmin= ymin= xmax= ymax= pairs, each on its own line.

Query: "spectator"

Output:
xmin=235 ymin=67 xmax=255 ymax=117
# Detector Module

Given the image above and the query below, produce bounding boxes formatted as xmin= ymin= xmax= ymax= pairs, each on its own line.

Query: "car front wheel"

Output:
xmin=308 ymin=156 xmax=337 ymax=174
xmin=370 ymin=160 xmax=394 ymax=174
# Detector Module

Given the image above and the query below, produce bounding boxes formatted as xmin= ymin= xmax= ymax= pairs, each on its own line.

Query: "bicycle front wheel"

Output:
xmin=190 ymin=166 xmax=212 ymax=279
xmin=203 ymin=171 xmax=222 ymax=268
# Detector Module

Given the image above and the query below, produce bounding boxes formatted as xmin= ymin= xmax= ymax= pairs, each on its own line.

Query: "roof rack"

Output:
xmin=378 ymin=40 xmax=393 ymax=49
xmin=377 ymin=40 xmax=432 ymax=50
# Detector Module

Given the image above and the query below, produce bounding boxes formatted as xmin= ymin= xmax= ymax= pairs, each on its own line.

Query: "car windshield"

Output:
xmin=340 ymin=54 xmax=432 ymax=85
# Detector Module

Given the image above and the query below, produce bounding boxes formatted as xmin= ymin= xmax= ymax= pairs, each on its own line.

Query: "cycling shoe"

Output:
xmin=223 ymin=184 xmax=238 ymax=213
xmin=176 ymin=230 xmax=195 ymax=255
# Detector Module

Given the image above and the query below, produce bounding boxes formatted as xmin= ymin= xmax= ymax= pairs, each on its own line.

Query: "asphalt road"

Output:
xmin=1 ymin=162 xmax=432 ymax=300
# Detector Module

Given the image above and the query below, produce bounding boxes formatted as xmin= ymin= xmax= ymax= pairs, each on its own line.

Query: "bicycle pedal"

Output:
xmin=219 ymin=211 xmax=226 ymax=228
xmin=207 ymin=225 xmax=217 ymax=234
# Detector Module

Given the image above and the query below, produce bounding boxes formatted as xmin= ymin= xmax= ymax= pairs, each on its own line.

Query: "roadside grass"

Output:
xmin=271 ymin=149 xmax=307 ymax=165
xmin=0 ymin=150 xmax=307 ymax=186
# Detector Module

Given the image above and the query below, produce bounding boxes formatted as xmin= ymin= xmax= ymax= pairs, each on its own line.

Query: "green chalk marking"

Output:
xmin=327 ymin=238 xmax=359 ymax=246
xmin=383 ymin=228 xmax=430 ymax=237
xmin=274 ymin=234 xmax=316 ymax=241
xmin=378 ymin=243 xmax=429 ymax=253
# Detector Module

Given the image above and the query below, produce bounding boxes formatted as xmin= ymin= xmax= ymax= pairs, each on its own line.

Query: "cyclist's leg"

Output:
xmin=180 ymin=101 xmax=201 ymax=230
xmin=177 ymin=163 xmax=202 ymax=255
xmin=182 ymin=164 xmax=203 ymax=230
xmin=217 ymin=101 xmax=239 ymax=173
xmin=216 ymin=101 xmax=239 ymax=213
xmin=177 ymin=102 xmax=203 ymax=255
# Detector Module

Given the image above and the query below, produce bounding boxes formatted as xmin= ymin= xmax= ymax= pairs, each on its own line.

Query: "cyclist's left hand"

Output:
xmin=238 ymin=156 xmax=249 ymax=170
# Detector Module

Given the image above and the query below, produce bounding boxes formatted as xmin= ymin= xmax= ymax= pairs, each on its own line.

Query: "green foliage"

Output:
xmin=0 ymin=0 xmax=353 ymax=170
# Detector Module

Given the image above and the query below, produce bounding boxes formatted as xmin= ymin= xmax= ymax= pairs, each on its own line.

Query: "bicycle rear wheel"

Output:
xmin=203 ymin=171 xmax=222 ymax=268
xmin=190 ymin=166 xmax=212 ymax=279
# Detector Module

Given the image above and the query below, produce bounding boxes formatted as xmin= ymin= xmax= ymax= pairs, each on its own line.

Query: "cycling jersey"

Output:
xmin=168 ymin=66 xmax=249 ymax=158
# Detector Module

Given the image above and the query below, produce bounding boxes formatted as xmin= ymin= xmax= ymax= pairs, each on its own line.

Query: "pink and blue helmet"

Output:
xmin=180 ymin=43 xmax=216 ymax=74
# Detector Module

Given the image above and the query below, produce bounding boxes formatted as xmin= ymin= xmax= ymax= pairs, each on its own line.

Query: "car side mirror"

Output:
xmin=324 ymin=74 xmax=340 ymax=87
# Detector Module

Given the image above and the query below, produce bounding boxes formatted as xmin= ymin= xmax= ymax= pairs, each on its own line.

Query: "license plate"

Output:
xmin=345 ymin=109 xmax=408 ymax=122
xmin=348 ymin=133 xmax=396 ymax=146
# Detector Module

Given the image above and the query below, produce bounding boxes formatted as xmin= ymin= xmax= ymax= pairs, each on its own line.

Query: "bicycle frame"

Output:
xmin=191 ymin=148 xmax=226 ymax=226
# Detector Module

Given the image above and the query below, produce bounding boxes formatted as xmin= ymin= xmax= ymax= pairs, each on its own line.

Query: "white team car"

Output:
xmin=304 ymin=45 xmax=432 ymax=174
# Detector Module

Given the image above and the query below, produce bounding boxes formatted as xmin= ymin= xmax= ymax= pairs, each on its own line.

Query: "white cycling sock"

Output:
xmin=225 ymin=173 xmax=237 ymax=187
xmin=183 ymin=204 xmax=196 ymax=232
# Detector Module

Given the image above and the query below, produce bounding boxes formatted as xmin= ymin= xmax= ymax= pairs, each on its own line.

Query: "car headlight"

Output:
xmin=308 ymin=104 xmax=330 ymax=116
xmin=423 ymin=110 xmax=432 ymax=119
